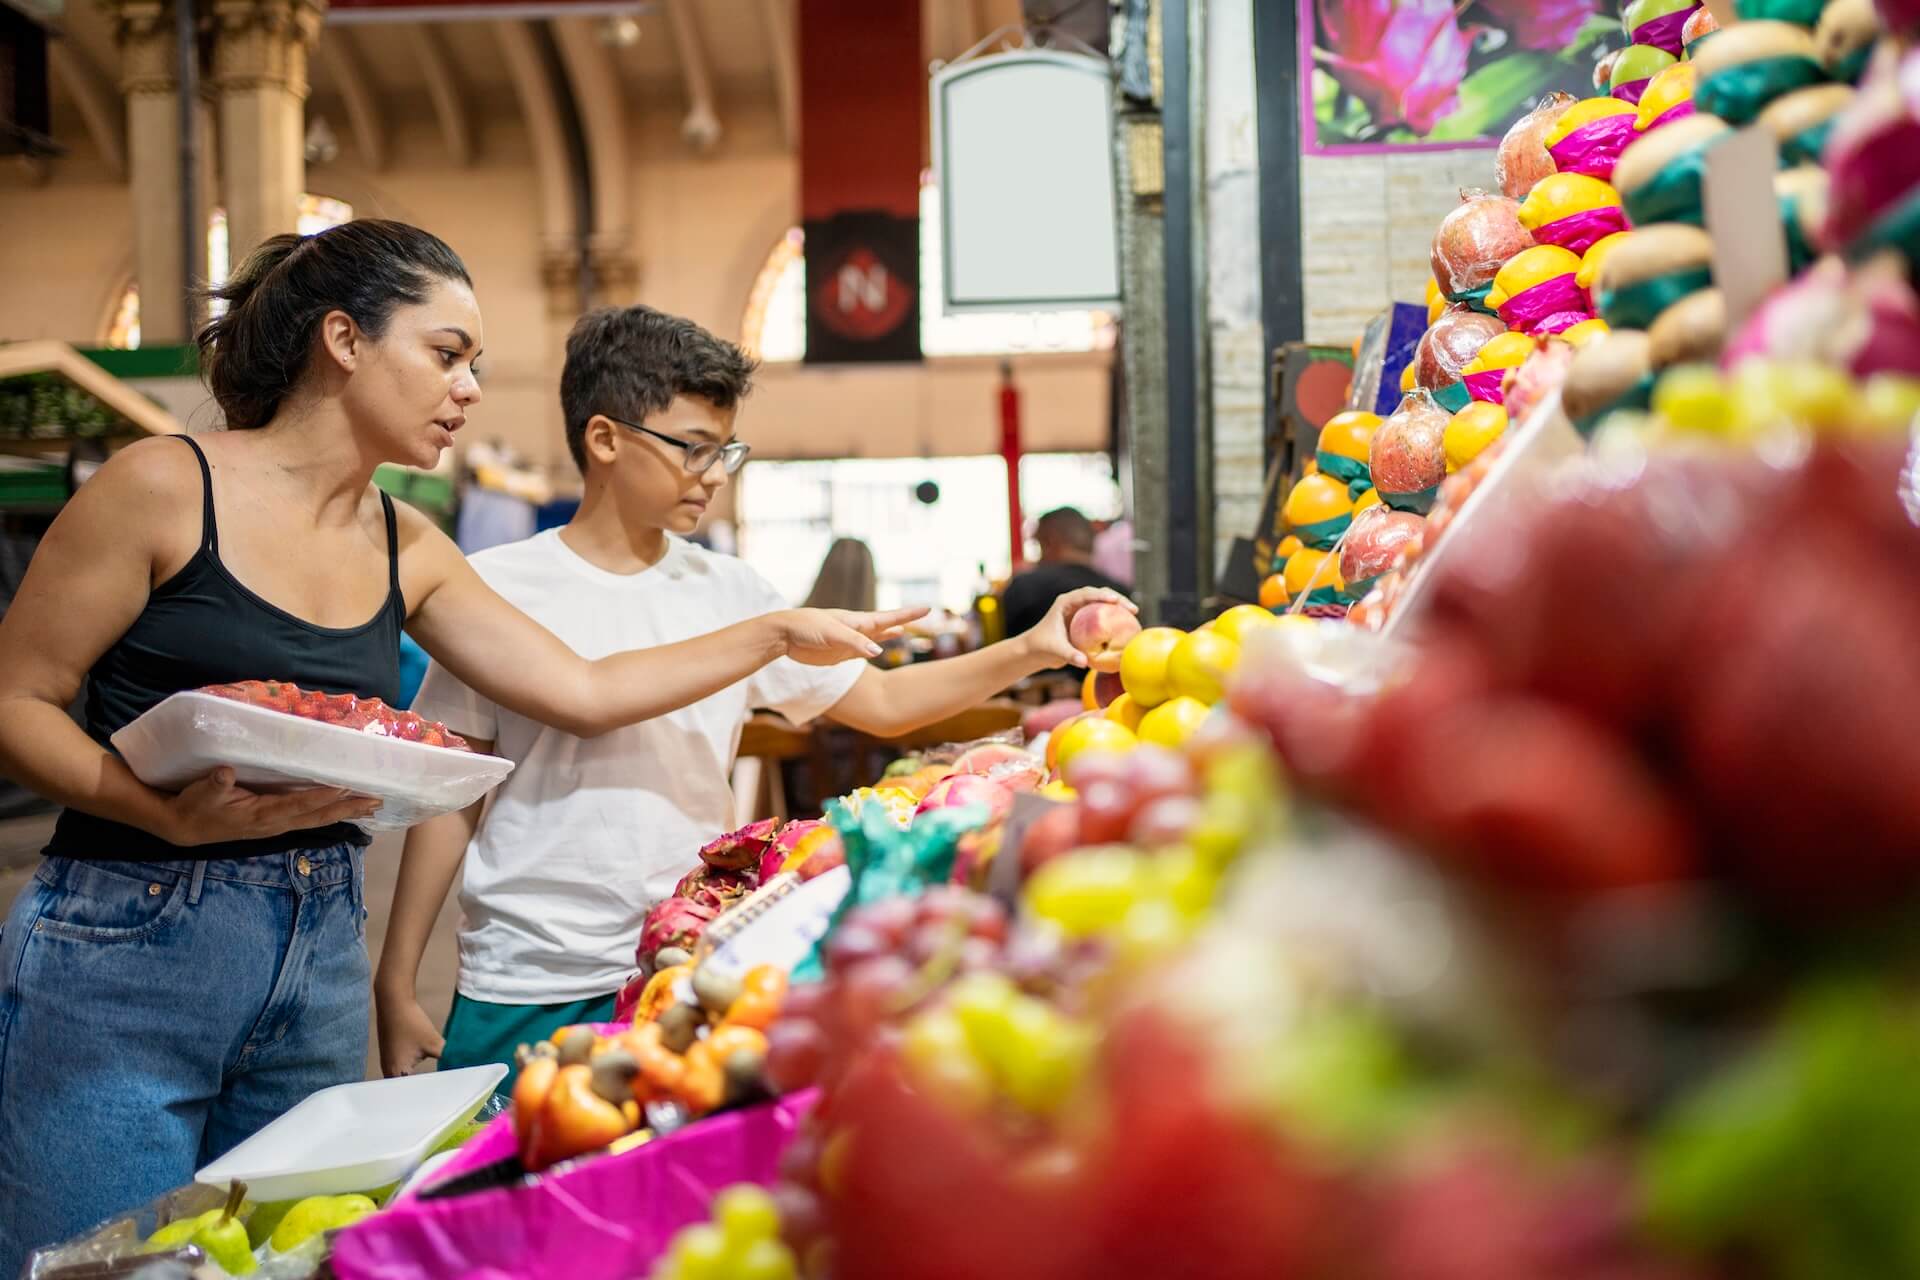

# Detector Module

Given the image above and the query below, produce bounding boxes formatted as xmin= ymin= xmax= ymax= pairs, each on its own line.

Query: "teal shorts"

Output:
xmin=439 ymin=989 xmax=620 ymax=1092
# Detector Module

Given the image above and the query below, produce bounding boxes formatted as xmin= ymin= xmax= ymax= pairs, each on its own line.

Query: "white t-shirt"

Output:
xmin=411 ymin=529 xmax=864 ymax=1003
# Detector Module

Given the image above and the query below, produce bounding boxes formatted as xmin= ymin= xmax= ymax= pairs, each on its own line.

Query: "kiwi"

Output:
xmin=1614 ymin=114 xmax=1734 ymax=200
xmin=1814 ymin=0 xmax=1882 ymax=77
xmin=1596 ymin=224 xmax=1716 ymax=295
xmin=1692 ymin=20 xmax=1822 ymax=77
xmin=1758 ymin=83 xmax=1857 ymax=141
xmin=1563 ymin=330 xmax=1655 ymax=423
xmin=1649 ymin=289 xmax=1729 ymax=367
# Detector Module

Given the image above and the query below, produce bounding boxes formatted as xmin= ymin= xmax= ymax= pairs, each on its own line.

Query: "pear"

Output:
xmin=268 ymin=1193 xmax=378 ymax=1252
xmin=189 ymin=1181 xmax=257 ymax=1275
xmin=145 ymin=1208 xmax=218 ymax=1252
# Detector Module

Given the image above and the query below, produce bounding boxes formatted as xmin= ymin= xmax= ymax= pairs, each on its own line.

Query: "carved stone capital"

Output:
xmin=210 ymin=0 xmax=323 ymax=95
xmin=588 ymin=245 xmax=639 ymax=304
xmin=102 ymin=0 xmax=179 ymax=95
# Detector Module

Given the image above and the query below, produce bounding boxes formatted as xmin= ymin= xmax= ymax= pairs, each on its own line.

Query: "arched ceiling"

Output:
xmin=41 ymin=0 xmax=1032 ymax=168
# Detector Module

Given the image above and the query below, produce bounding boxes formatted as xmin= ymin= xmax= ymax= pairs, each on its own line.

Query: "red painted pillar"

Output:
xmin=1000 ymin=361 xmax=1024 ymax=571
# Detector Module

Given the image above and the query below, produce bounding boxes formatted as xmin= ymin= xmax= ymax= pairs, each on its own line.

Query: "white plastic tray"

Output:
xmin=196 ymin=1064 xmax=507 ymax=1202
xmin=113 ymin=691 xmax=515 ymax=831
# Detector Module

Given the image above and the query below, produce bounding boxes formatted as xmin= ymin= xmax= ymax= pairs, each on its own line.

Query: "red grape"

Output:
xmin=765 ymin=1017 xmax=829 ymax=1093
xmin=773 ymin=1181 xmax=826 ymax=1248
xmin=852 ymin=895 xmax=917 ymax=944
xmin=778 ymin=1122 xmax=824 ymax=1188
xmin=905 ymin=919 xmax=961 ymax=966
xmin=780 ymin=980 xmax=831 ymax=1023
xmin=824 ymin=924 xmax=890 ymax=973
xmin=963 ymin=894 xmax=1010 ymax=943
xmin=914 ymin=884 xmax=975 ymax=924
xmin=958 ymin=937 xmax=1002 ymax=973
xmin=840 ymin=955 xmax=915 ymax=1035
xmin=1123 ymin=744 xmax=1197 ymax=804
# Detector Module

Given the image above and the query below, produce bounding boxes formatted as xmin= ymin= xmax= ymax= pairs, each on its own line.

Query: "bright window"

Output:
xmin=736 ymin=452 xmax=1122 ymax=612
xmin=740 ymin=178 xmax=1117 ymax=361
xmin=107 ymin=194 xmax=355 ymax=349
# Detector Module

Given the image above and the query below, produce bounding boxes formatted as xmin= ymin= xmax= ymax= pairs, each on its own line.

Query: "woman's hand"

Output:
xmin=1020 ymin=588 xmax=1137 ymax=669
xmin=776 ymin=607 xmax=929 ymax=666
xmin=158 ymin=768 xmax=380 ymax=846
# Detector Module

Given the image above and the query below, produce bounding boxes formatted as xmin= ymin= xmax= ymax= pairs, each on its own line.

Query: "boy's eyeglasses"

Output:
xmin=606 ymin=414 xmax=752 ymax=475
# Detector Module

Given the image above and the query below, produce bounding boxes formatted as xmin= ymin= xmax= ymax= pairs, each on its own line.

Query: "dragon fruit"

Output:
xmin=674 ymin=865 xmax=757 ymax=913
xmin=638 ymin=895 xmax=717 ymax=965
xmin=759 ymin=819 xmax=826 ymax=882
xmin=698 ymin=817 xmax=781 ymax=870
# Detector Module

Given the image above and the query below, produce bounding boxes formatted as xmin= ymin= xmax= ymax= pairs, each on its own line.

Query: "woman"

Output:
xmin=0 ymin=220 xmax=916 ymax=1268
xmin=802 ymin=536 xmax=878 ymax=612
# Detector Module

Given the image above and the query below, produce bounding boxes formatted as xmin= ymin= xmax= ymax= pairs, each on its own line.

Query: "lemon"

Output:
xmin=1444 ymin=402 xmax=1510 ymax=471
xmin=1118 ymin=626 xmax=1185 ymax=709
xmin=1165 ymin=630 xmax=1242 ymax=705
xmin=1137 ymin=696 xmax=1211 ymax=749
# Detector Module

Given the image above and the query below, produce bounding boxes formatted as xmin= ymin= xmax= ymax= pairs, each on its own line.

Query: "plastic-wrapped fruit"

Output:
xmin=1431 ymin=191 xmax=1535 ymax=303
xmin=1561 ymin=317 xmax=1612 ymax=347
xmin=1339 ymin=508 xmax=1426 ymax=599
xmin=1624 ymin=0 xmax=1701 ymax=55
xmin=1563 ymin=328 xmax=1656 ymax=432
xmin=1775 ymin=165 xmax=1831 ymax=272
xmin=1649 ymin=287 xmax=1729 ymax=367
xmin=1594 ymin=224 xmax=1716 ymax=332
xmin=1458 ymin=331 xmax=1536 ymax=404
xmin=1518 ymin=173 xmax=1628 ymax=255
xmin=1497 ymin=91 xmax=1577 ymax=199
xmin=1616 ymin=112 xmax=1733 ymax=227
xmin=1316 ymin=410 xmax=1379 ymax=492
xmin=1488 ymin=245 xmax=1590 ymax=336
xmin=1822 ymin=43 xmax=1920 ymax=257
xmin=1735 ymin=0 xmax=1830 ymax=25
xmin=1413 ymin=307 xmax=1508 ymax=391
xmin=1370 ymin=390 xmax=1451 ymax=514
xmin=1283 ymin=545 xmax=1346 ymax=605
xmin=1682 ymin=4 xmax=1721 ymax=49
xmin=1814 ymin=0 xmax=1879 ymax=81
xmin=1635 ymin=61 xmax=1697 ymax=132
xmin=1352 ymin=486 xmax=1383 ymax=513
xmin=1693 ymin=21 xmax=1826 ymax=125
xmin=1505 ymin=338 xmax=1578 ymax=424
xmin=1444 ymin=402 xmax=1511 ymax=471
xmin=1546 ymin=96 xmax=1641 ymax=181
xmin=1760 ymin=84 xmax=1858 ymax=167
xmin=1611 ymin=43 xmax=1679 ymax=104
xmin=1282 ymin=473 xmax=1355 ymax=550
xmin=1722 ymin=255 xmax=1920 ymax=380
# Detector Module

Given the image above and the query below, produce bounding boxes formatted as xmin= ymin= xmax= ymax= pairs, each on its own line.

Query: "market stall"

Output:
xmin=19 ymin=0 xmax=1920 ymax=1276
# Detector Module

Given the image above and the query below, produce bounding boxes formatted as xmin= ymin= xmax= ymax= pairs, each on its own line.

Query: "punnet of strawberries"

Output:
xmin=200 ymin=679 xmax=472 ymax=751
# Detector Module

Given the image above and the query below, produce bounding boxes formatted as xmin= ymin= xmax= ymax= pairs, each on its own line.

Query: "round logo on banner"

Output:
xmin=812 ymin=246 xmax=912 ymax=342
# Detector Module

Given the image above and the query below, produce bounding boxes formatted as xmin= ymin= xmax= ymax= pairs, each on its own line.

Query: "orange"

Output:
xmin=1257 ymin=574 xmax=1289 ymax=610
xmin=1104 ymin=692 xmax=1145 ymax=732
xmin=1051 ymin=716 xmax=1139 ymax=775
xmin=1166 ymin=630 xmax=1242 ymax=705
xmin=1212 ymin=604 xmax=1280 ymax=648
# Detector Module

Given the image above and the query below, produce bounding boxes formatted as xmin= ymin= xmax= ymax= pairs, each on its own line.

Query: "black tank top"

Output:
xmin=47 ymin=434 xmax=406 ymax=862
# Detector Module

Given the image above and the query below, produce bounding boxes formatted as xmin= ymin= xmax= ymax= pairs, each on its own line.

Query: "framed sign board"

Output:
xmin=931 ymin=50 xmax=1120 ymax=313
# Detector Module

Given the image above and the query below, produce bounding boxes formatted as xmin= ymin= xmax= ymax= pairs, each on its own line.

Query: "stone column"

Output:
xmin=210 ymin=0 xmax=322 ymax=264
xmin=106 ymin=0 xmax=188 ymax=343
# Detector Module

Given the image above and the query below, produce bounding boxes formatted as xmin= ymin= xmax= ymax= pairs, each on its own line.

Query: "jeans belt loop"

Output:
xmin=187 ymin=860 xmax=208 ymax=906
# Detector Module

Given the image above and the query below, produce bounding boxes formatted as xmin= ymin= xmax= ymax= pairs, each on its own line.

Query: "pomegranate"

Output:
xmin=1414 ymin=307 xmax=1509 ymax=390
xmin=1370 ymin=390 xmax=1452 ymax=513
xmin=1431 ymin=190 xmax=1535 ymax=297
xmin=1497 ymin=92 xmax=1577 ymax=199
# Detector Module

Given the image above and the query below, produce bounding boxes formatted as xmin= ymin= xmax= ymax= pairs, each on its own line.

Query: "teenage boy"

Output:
xmin=376 ymin=305 xmax=1129 ymax=1078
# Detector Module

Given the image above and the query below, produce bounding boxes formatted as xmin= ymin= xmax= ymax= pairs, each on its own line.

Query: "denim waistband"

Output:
xmin=36 ymin=843 xmax=358 ymax=894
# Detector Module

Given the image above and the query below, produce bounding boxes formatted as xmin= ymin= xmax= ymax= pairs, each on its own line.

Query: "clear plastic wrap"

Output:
xmin=112 ymin=692 xmax=515 ymax=831
xmin=1430 ymin=190 xmax=1535 ymax=300
xmin=1369 ymin=390 xmax=1453 ymax=514
xmin=1412 ymin=307 xmax=1507 ymax=390
xmin=1496 ymin=91 xmax=1577 ymax=199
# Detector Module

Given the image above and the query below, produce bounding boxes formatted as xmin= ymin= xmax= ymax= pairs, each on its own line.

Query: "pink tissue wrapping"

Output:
xmin=1497 ymin=275 xmax=1592 ymax=333
xmin=1547 ymin=114 xmax=1639 ymax=181
xmin=1530 ymin=205 xmax=1631 ymax=254
xmin=1876 ymin=0 xmax=1920 ymax=32
xmin=1629 ymin=8 xmax=1693 ymax=57
xmin=1463 ymin=369 xmax=1509 ymax=403
xmin=330 ymin=1079 xmax=820 ymax=1280
xmin=1642 ymin=100 xmax=1696 ymax=132
xmin=1613 ymin=76 xmax=1654 ymax=105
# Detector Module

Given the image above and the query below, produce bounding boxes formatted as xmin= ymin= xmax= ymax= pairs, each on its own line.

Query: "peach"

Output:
xmin=954 ymin=743 xmax=1043 ymax=792
xmin=915 ymin=773 xmax=1015 ymax=823
xmin=1067 ymin=602 xmax=1141 ymax=673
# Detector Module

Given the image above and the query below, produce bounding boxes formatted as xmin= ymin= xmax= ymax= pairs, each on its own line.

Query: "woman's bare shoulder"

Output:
xmin=76 ymin=434 xmax=206 ymax=526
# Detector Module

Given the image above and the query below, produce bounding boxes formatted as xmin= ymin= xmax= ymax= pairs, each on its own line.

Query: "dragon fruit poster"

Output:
xmin=1301 ymin=0 xmax=1619 ymax=153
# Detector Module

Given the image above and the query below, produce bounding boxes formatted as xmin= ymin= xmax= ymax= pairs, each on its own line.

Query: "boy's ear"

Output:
xmin=583 ymin=414 xmax=620 ymax=468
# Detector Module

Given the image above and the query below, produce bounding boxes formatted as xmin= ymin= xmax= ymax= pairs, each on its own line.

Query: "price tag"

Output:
xmin=989 ymin=793 xmax=1067 ymax=910
xmin=1703 ymin=127 xmax=1788 ymax=333
xmin=696 ymin=865 xmax=852 ymax=981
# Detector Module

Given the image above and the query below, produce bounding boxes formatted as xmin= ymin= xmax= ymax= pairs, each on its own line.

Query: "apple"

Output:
xmin=1019 ymin=803 xmax=1085 ymax=878
xmin=1067 ymin=602 xmax=1142 ymax=672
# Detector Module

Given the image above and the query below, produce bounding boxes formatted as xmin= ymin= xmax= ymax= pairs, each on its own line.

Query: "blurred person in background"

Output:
xmin=802 ymin=537 xmax=878 ymax=613
xmin=1001 ymin=507 xmax=1131 ymax=640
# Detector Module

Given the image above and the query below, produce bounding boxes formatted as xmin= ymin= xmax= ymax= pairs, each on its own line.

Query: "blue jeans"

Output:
xmin=0 ymin=845 xmax=369 ymax=1275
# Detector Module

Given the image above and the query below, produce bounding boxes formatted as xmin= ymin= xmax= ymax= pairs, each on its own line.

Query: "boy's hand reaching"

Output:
xmin=777 ymin=607 xmax=929 ymax=666
xmin=376 ymin=986 xmax=446 ymax=1077
xmin=1020 ymin=588 xmax=1138 ymax=670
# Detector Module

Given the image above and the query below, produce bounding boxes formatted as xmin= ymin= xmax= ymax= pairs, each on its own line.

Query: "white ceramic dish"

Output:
xmin=196 ymin=1065 xmax=508 ymax=1202
xmin=113 ymin=692 xmax=515 ymax=831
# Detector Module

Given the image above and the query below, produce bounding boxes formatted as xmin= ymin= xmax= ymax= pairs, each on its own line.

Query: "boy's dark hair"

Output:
xmin=197 ymin=219 xmax=471 ymax=429
xmin=560 ymin=305 xmax=759 ymax=472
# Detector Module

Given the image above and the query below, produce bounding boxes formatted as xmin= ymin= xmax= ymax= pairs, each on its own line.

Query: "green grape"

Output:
xmin=1023 ymin=848 xmax=1149 ymax=937
xmin=1653 ymin=364 xmax=1734 ymax=438
xmin=1151 ymin=847 xmax=1218 ymax=919
xmin=949 ymin=974 xmax=1021 ymax=1059
xmin=1861 ymin=374 xmax=1920 ymax=436
xmin=1773 ymin=360 xmax=1860 ymax=433
xmin=1729 ymin=361 xmax=1796 ymax=439
xmin=714 ymin=1184 xmax=779 ymax=1249
xmin=995 ymin=998 xmax=1093 ymax=1115
xmin=667 ymin=1224 xmax=729 ymax=1280
xmin=733 ymin=1238 xmax=800 ymax=1280
xmin=1116 ymin=898 xmax=1190 ymax=966
xmin=904 ymin=1003 xmax=995 ymax=1112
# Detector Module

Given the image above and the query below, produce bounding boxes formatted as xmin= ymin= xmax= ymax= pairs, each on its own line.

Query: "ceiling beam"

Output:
xmin=759 ymin=0 xmax=795 ymax=150
xmin=318 ymin=27 xmax=387 ymax=170
xmin=406 ymin=24 xmax=474 ymax=165
xmin=553 ymin=16 xmax=631 ymax=251
xmin=663 ymin=0 xmax=721 ymax=152
xmin=47 ymin=38 xmax=127 ymax=179
xmin=494 ymin=20 xmax=574 ymax=257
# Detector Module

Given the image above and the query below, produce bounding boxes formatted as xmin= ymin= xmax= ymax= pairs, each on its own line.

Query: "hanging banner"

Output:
xmin=799 ymin=0 xmax=922 ymax=364
xmin=1300 ymin=0 xmax=1618 ymax=154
